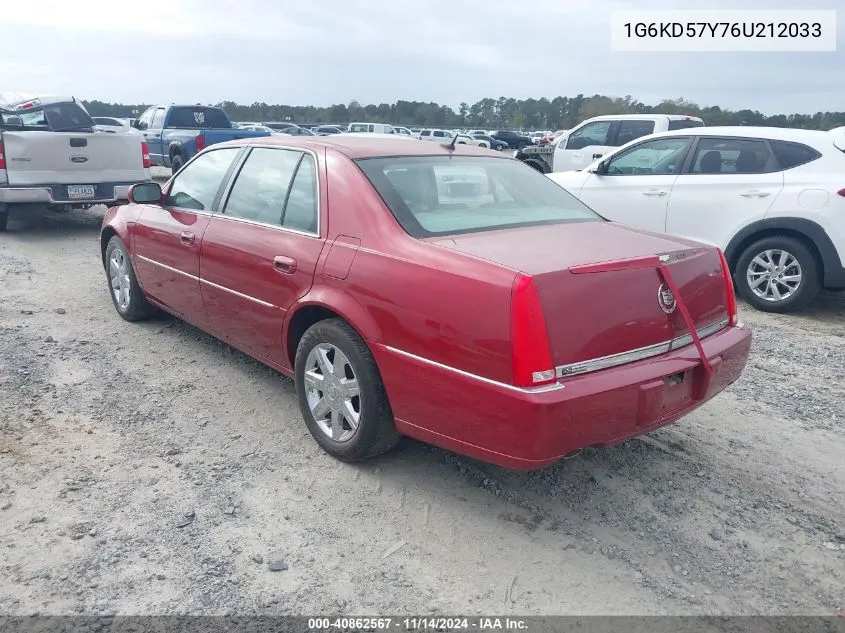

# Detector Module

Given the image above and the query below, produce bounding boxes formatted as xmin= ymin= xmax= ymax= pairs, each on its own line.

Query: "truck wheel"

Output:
xmin=0 ymin=204 xmax=8 ymax=232
xmin=517 ymin=141 xmax=528 ymax=150
xmin=735 ymin=235 xmax=820 ymax=313
xmin=171 ymin=154 xmax=185 ymax=175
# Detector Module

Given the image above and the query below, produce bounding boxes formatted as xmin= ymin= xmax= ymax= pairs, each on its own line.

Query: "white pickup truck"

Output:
xmin=516 ymin=114 xmax=704 ymax=174
xmin=0 ymin=94 xmax=151 ymax=231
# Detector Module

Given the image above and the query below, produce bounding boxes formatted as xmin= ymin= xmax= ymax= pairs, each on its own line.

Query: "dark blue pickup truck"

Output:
xmin=131 ymin=105 xmax=271 ymax=174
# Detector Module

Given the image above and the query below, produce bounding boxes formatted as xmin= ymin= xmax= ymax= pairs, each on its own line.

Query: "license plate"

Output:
xmin=67 ymin=185 xmax=96 ymax=199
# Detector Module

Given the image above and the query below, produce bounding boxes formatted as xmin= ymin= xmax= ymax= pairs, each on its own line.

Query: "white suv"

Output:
xmin=548 ymin=126 xmax=845 ymax=313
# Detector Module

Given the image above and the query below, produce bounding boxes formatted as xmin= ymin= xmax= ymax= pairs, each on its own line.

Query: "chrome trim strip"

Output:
xmin=136 ymin=255 xmax=277 ymax=308
xmin=556 ymin=318 xmax=730 ymax=378
xmin=382 ymin=345 xmax=565 ymax=394
xmin=199 ymin=278 xmax=277 ymax=308
xmin=136 ymin=255 xmax=198 ymax=280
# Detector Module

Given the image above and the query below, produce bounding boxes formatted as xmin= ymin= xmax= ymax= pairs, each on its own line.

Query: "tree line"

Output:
xmin=83 ymin=94 xmax=845 ymax=131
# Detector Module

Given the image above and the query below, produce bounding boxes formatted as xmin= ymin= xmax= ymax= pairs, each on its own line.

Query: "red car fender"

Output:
xmin=282 ymin=284 xmax=384 ymax=360
xmin=99 ymin=203 xmax=142 ymax=267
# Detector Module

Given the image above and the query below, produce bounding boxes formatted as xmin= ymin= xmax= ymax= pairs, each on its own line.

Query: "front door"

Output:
xmin=199 ymin=146 xmax=326 ymax=363
xmin=132 ymin=147 xmax=242 ymax=321
xmin=577 ymin=136 xmax=693 ymax=234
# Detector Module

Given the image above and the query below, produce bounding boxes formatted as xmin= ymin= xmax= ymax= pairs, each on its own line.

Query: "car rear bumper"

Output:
xmin=0 ymin=181 xmax=149 ymax=205
xmin=373 ymin=323 xmax=751 ymax=470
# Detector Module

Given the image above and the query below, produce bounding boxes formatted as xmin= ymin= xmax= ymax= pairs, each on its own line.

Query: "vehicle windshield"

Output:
xmin=167 ymin=107 xmax=232 ymax=129
xmin=356 ymin=155 xmax=602 ymax=238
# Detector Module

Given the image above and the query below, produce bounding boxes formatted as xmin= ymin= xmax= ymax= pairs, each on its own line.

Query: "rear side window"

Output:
xmin=668 ymin=119 xmax=705 ymax=131
xmin=167 ymin=107 xmax=231 ymax=129
xmin=356 ymin=156 xmax=600 ymax=238
xmin=615 ymin=120 xmax=655 ymax=146
xmin=282 ymin=155 xmax=318 ymax=233
xmin=770 ymin=140 xmax=821 ymax=170
xmin=689 ymin=137 xmax=777 ymax=174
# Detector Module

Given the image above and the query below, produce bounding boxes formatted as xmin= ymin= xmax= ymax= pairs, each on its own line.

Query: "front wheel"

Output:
xmin=735 ymin=236 xmax=820 ymax=313
xmin=295 ymin=319 xmax=399 ymax=462
xmin=170 ymin=154 xmax=185 ymax=175
xmin=104 ymin=236 xmax=157 ymax=321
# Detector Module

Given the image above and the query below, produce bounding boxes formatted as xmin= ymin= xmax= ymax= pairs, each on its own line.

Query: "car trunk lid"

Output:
xmin=428 ymin=221 xmax=731 ymax=372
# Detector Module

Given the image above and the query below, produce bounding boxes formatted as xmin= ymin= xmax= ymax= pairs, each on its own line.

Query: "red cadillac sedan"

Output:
xmin=100 ymin=136 xmax=751 ymax=470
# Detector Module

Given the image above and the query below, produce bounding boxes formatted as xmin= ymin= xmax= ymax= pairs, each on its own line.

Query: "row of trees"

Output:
xmin=83 ymin=95 xmax=845 ymax=131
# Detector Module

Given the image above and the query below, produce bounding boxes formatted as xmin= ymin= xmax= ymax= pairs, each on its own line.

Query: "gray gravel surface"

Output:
xmin=0 ymin=205 xmax=843 ymax=615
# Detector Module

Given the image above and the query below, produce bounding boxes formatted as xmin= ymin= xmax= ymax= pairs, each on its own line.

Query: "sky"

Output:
xmin=0 ymin=0 xmax=842 ymax=114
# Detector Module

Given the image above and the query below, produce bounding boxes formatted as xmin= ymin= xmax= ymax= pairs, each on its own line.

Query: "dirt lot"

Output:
xmin=0 ymin=201 xmax=843 ymax=616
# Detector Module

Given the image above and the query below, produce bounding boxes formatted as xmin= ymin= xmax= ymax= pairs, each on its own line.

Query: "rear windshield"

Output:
xmin=668 ymin=119 xmax=705 ymax=131
xmin=355 ymin=155 xmax=602 ymax=238
xmin=167 ymin=107 xmax=232 ymax=129
xmin=3 ymin=102 xmax=95 ymax=132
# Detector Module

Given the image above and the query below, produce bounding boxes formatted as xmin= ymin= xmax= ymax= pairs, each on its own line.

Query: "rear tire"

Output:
xmin=735 ymin=235 xmax=820 ymax=313
xmin=170 ymin=154 xmax=185 ymax=175
xmin=295 ymin=318 xmax=399 ymax=462
xmin=104 ymin=236 xmax=157 ymax=321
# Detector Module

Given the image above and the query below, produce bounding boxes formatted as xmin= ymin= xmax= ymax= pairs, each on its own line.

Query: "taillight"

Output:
xmin=195 ymin=134 xmax=206 ymax=152
xmin=0 ymin=141 xmax=5 ymax=170
xmin=141 ymin=141 xmax=151 ymax=169
xmin=717 ymin=248 xmax=738 ymax=326
xmin=510 ymin=273 xmax=556 ymax=387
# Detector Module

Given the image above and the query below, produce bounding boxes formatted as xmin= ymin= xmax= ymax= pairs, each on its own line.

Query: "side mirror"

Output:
xmin=135 ymin=121 xmax=148 ymax=131
xmin=590 ymin=160 xmax=609 ymax=175
xmin=128 ymin=182 xmax=162 ymax=204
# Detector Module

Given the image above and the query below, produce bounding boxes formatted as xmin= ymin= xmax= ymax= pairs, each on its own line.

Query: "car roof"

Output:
xmin=0 ymin=93 xmax=77 ymax=108
xmin=585 ymin=114 xmax=702 ymax=121
xmin=215 ymin=134 xmax=507 ymax=159
xmin=657 ymin=126 xmax=836 ymax=142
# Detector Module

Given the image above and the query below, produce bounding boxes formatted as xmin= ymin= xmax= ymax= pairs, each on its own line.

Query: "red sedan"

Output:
xmin=100 ymin=136 xmax=751 ymax=470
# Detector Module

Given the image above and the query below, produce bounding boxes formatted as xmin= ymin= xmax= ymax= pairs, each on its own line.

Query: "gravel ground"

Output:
xmin=0 ymin=203 xmax=843 ymax=616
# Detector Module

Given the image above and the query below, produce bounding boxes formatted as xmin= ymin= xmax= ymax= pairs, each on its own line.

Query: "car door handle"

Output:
xmin=642 ymin=190 xmax=668 ymax=197
xmin=273 ymin=255 xmax=297 ymax=274
xmin=740 ymin=190 xmax=771 ymax=198
xmin=180 ymin=231 xmax=195 ymax=245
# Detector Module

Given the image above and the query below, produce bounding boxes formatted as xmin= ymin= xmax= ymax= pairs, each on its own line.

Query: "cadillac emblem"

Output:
xmin=658 ymin=283 xmax=677 ymax=314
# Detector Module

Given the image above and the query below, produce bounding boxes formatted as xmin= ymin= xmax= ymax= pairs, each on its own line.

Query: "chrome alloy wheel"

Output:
xmin=109 ymin=249 xmax=131 ymax=310
xmin=746 ymin=248 xmax=803 ymax=302
xmin=303 ymin=343 xmax=362 ymax=442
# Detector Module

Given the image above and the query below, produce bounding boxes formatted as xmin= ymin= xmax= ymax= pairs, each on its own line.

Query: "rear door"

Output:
xmin=133 ymin=147 xmax=242 ymax=322
xmin=576 ymin=136 xmax=692 ymax=233
xmin=666 ymin=136 xmax=783 ymax=249
xmin=553 ymin=120 xmax=617 ymax=171
xmin=199 ymin=146 xmax=326 ymax=363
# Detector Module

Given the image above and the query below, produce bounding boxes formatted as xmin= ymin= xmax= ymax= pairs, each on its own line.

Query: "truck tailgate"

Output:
xmin=2 ymin=130 xmax=145 ymax=186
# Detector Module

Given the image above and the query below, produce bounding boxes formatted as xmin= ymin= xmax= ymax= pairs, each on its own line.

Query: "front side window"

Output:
xmin=150 ymin=108 xmax=166 ymax=129
xmin=615 ymin=120 xmax=655 ymax=146
xmin=420 ymin=130 xmax=431 ymax=137
xmin=690 ymin=138 xmax=776 ymax=174
xmin=136 ymin=107 xmax=155 ymax=129
xmin=356 ymin=156 xmax=601 ymax=238
xmin=605 ymin=137 xmax=690 ymax=175
xmin=223 ymin=148 xmax=302 ymax=224
xmin=565 ymin=121 xmax=612 ymax=150
xmin=165 ymin=148 xmax=241 ymax=211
